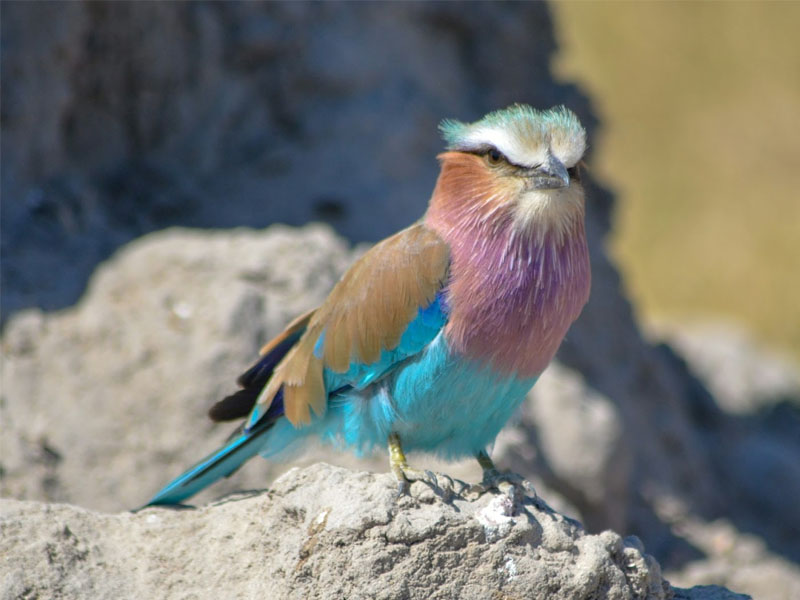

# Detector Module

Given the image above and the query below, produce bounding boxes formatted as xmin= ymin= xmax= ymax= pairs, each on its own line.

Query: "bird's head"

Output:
xmin=428 ymin=104 xmax=587 ymax=243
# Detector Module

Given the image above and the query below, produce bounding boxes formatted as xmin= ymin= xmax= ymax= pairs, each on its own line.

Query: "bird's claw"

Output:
xmin=394 ymin=466 xmax=455 ymax=501
xmin=468 ymin=469 xmax=537 ymax=501
xmin=401 ymin=466 xmax=438 ymax=487
xmin=389 ymin=432 xmax=455 ymax=502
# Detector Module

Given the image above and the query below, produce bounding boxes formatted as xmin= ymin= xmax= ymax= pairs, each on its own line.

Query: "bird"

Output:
xmin=145 ymin=103 xmax=591 ymax=506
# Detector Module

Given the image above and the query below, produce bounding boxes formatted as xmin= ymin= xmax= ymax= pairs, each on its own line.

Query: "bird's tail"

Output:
xmin=143 ymin=312 xmax=314 ymax=508
xmin=144 ymin=417 xmax=275 ymax=507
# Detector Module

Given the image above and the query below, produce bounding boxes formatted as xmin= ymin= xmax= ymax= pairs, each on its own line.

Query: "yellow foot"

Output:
xmin=388 ymin=433 xmax=454 ymax=500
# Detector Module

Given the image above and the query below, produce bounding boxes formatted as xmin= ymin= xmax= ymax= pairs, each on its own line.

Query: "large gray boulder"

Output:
xmin=0 ymin=463 xmax=747 ymax=600
xmin=1 ymin=226 xmax=356 ymax=511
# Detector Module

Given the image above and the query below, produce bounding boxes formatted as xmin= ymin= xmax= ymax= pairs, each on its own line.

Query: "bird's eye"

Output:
xmin=486 ymin=148 xmax=504 ymax=165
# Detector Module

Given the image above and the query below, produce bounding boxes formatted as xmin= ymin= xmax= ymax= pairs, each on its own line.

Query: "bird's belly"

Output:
xmin=327 ymin=333 xmax=538 ymax=458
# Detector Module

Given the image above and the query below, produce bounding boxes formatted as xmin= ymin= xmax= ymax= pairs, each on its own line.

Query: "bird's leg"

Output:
xmin=470 ymin=450 xmax=537 ymax=499
xmin=388 ymin=432 xmax=439 ymax=496
xmin=475 ymin=450 xmax=503 ymax=491
xmin=476 ymin=449 xmax=497 ymax=473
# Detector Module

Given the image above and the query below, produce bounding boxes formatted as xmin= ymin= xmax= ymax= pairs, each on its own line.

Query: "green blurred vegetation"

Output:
xmin=550 ymin=1 xmax=800 ymax=360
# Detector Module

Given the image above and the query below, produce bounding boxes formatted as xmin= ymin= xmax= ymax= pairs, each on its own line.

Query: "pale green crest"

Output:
xmin=440 ymin=104 xmax=587 ymax=168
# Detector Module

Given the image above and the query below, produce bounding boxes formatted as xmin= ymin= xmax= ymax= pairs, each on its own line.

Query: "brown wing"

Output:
xmin=208 ymin=309 xmax=316 ymax=422
xmin=258 ymin=309 xmax=316 ymax=357
xmin=254 ymin=222 xmax=450 ymax=426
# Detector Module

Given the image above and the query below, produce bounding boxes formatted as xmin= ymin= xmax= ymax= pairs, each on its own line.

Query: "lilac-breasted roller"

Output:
xmin=145 ymin=104 xmax=590 ymax=505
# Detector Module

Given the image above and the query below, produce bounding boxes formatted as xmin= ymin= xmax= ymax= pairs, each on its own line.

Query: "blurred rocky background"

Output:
xmin=2 ymin=3 xmax=799 ymax=599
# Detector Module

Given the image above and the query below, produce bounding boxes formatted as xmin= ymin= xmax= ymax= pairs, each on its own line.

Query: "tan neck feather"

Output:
xmin=511 ymin=185 xmax=585 ymax=247
xmin=427 ymin=152 xmax=585 ymax=249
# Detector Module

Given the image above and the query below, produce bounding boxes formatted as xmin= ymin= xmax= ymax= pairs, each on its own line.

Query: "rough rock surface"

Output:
xmin=0 ymin=463 xmax=747 ymax=600
xmin=1 ymin=225 xmax=357 ymax=511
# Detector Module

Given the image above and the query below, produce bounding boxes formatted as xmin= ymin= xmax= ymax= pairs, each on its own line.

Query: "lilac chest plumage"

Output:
xmin=425 ymin=153 xmax=591 ymax=379
xmin=441 ymin=221 xmax=589 ymax=378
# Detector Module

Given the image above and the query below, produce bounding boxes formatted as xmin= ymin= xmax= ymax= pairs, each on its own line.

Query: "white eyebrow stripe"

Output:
xmin=551 ymin=139 xmax=585 ymax=169
xmin=461 ymin=126 xmax=545 ymax=168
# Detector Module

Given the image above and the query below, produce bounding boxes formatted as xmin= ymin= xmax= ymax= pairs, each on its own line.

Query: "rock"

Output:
xmin=1 ymin=2 xmax=582 ymax=320
xmin=0 ymin=463 xmax=747 ymax=600
xmin=663 ymin=512 xmax=800 ymax=600
xmin=0 ymin=225 xmax=357 ymax=511
xmin=0 ymin=225 xmax=795 ymax=599
xmin=644 ymin=322 xmax=800 ymax=565
xmin=648 ymin=321 xmax=800 ymax=415
xmin=496 ymin=362 xmax=631 ymax=534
